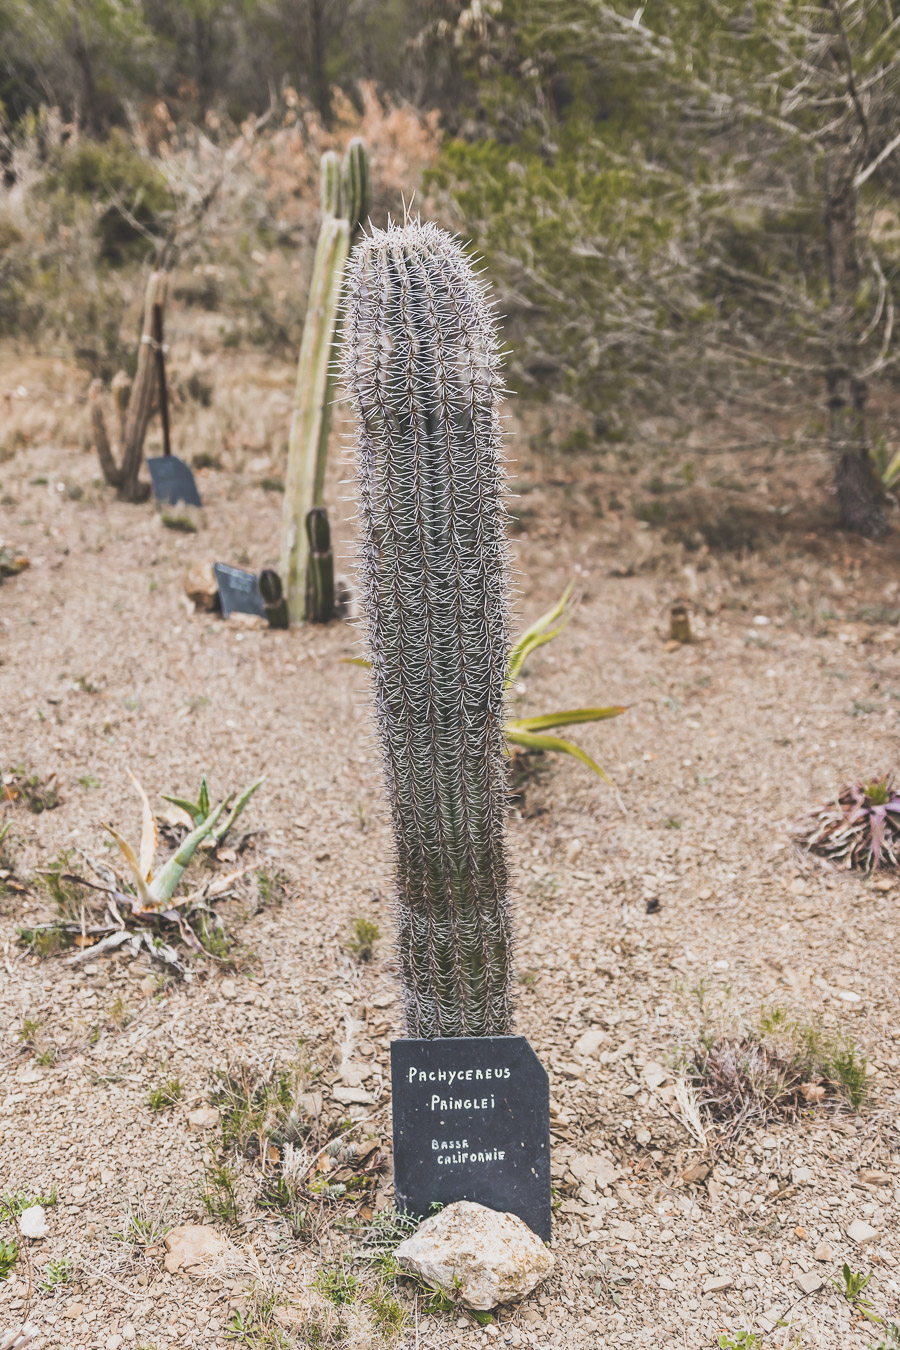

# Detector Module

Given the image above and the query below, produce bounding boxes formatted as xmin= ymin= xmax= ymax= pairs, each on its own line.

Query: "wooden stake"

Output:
xmin=152 ymin=301 xmax=172 ymax=458
xmin=118 ymin=270 xmax=168 ymax=501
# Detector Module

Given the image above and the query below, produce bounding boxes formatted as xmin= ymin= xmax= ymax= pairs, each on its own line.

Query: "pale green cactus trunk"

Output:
xmin=280 ymin=140 xmax=369 ymax=622
xmin=341 ymin=220 xmax=513 ymax=1039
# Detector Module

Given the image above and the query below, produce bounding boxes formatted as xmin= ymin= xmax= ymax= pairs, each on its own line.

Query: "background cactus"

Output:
xmin=341 ymin=219 xmax=513 ymax=1039
xmin=280 ymin=140 xmax=370 ymax=623
xmin=304 ymin=507 xmax=335 ymax=624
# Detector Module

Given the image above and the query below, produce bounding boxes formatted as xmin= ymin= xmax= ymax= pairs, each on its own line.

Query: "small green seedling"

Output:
xmin=346 ymin=916 xmax=380 ymax=962
xmin=314 ymin=1264 xmax=359 ymax=1306
xmin=718 ymin=1334 xmax=762 ymax=1350
xmin=17 ymin=1016 xmax=42 ymax=1043
xmin=199 ymin=1156 xmax=240 ymax=1226
xmin=148 ymin=1077 xmax=183 ymax=1111
xmin=832 ymin=1263 xmax=880 ymax=1322
xmin=40 ymin=1255 xmax=74 ymax=1290
xmin=0 ymin=1237 xmax=18 ymax=1279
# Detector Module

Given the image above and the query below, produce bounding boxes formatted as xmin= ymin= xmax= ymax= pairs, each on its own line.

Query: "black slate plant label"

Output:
xmin=391 ymin=1035 xmax=551 ymax=1241
xmin=213 ymin=564 xmax=267 ymax=619
xmin=147 ymin=455 xmax=202 ymax=508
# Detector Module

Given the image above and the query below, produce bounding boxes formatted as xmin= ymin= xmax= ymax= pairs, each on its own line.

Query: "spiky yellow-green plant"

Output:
xmin=341 ymin=219 xmax=512 ymax=1039
xmin=504 ymin=583 xmax=625 ymax=780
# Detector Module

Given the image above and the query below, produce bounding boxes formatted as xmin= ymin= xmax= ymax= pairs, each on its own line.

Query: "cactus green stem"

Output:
xmin=280 ymin=140 xmax=371 ymax=623
xmin=341 ymin=220 xmax=512 ymax=1039
xmin=304 ymin=506 xmax=335 ymax=623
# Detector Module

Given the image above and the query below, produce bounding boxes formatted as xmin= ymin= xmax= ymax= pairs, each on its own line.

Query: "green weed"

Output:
xmin=17 ymin=923 xmax=69 ymax=957
xmin=147 ymin=1077 xmax=183 ymax=1111
xmin=225 ymin=1290 xmax=290 ymax=1349
xmin=366 ymin=1286 xmax=407 ymax=1335
xmin=200 ymin=1156 xmax=241 ymax=1225
xmin=39 ymin=1255 xmax=73 ymax=1290
xmin=346 ymin=916 xmax=380 ymax=962
xmin=108 ymin=994 xmax=131 ymax=1028
xmin=0 ymin=1237 xmax=17 ymax=1280
xmin=718 ymin=1333 xmax=761 ymax=1349
xmin=255 ymin=868 xmax=289 ymax=906
xmin=161 ymin=513 xmax=198 ymax=533
xmin=314 ymin=1264 xmax=358 ymax=1307
xmin=112 ymin=1208 xmax=170 ymax=1247
xmin=0 ymin=1186 xmax=57 ymax=1220
xmin=17 ymin=1016 xmax=41 ymax=1043
xmin=211 ymin=1058 xmax=317 ymax=1157
xmin=831 ymin=1263 xmax=880 ymax=1322
xmin=690 ymin=1006 xmax=869 ymax=1141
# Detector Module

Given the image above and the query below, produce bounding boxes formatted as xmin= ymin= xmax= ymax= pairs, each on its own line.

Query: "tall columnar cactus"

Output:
xmin=280 ymin=139 xmax=370 ymax=622
xmin=341 ymin=220 xmax=513 ymax=1039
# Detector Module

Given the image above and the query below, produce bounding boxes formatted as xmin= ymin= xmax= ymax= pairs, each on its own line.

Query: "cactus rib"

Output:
xmin=342 ymin=220 xmax=512 ymax=1039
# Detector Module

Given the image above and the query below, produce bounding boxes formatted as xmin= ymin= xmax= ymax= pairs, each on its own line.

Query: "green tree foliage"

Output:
xmin=0 ymin=0 xmax=431 ymax=132
xmin=434 ymin=0 xmax=900 ymax=530
xmin=0 ymin=0 xmax=151 ymax=131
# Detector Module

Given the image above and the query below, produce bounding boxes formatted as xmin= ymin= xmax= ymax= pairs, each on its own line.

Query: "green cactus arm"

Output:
xmin=321 ymin=150 xmax=342 ymax=218
xmin=149 ymin=799 xmax=228 ymax=906
xmin=341 ymin=138 xmax=370 ymax=237
xmin=503 ymin=727 xmax=611 ymax=782
xmin=210 ymin=776 xmax=265 ymax=845
xmin=280 ymin=214 xmax=351 ymax=622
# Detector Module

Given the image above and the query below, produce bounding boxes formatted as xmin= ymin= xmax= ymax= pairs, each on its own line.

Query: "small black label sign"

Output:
xmin=214 ymin=564 xmax=266 ymax=619
xmin=147 ymin=455 xmax=202 ymax=508
xmin=391 ymin=1035 xmax=551 ymax=1241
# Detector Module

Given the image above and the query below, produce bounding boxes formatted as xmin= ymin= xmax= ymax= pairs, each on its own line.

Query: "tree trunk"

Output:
xmin=119 ymin=271 xmax=168 ymax=503
xmin=72 ymin=15 xmax=100 ymax=135
xmin=823 ymin=154 xmax=886 ymax=536
xmin=194 ymin=14 xmax=215 ymax=113
xmin=308 ymin=0 xmax=331 ymax=124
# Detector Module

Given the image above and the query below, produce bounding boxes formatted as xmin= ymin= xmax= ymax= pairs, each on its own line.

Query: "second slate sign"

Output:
xmin=391 ymin=1035 xmax=551 ymax=1241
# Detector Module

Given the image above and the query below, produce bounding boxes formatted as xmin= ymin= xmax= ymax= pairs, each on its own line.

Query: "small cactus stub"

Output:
xmin=342 ymin=220 xmax=513 ymax=1039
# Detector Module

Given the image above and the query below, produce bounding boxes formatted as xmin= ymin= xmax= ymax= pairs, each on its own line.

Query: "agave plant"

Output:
xmin=799 ymin=775 xmax=900 ymax=873
xmin=504 ymin=583 xmax=626 ymax=780
xmin=162 ymin=773 xmax=263 ymax=848
xmin=20 ymin=772 xmax=263 ymax=971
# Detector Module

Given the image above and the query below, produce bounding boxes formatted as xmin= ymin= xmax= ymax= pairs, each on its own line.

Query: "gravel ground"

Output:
xmin=1 ymin=354 xmax=899 ymax=1349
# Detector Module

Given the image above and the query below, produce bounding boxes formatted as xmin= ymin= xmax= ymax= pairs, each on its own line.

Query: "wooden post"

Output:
xmin=119 ymin=270 xmax=168 ymax=502
xmin=88 ymin=379 xmax=123 ymax=489
xmin=152 ymin=301 xmax=172 ymax=458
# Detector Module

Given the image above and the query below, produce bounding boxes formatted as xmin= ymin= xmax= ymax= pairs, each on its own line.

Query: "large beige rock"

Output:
xmin=164 ymin=1224 xmax=232 ymax=1275
xmin=395 ymin=1201 xmax=554 ymax=1310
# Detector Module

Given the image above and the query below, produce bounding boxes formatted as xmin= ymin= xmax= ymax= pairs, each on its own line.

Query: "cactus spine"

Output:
xmin=280 ymin=140 xmax=370 ymax=622
xmin=341 ymin=220 xmax=512 ymax=1039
